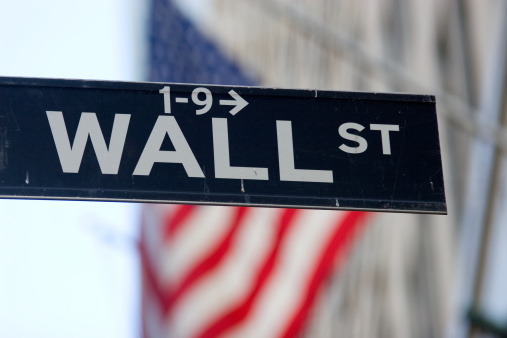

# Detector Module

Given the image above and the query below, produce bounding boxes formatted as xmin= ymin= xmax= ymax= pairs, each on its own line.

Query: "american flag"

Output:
xmin=140 ymin=1 xmax=370 ymax=337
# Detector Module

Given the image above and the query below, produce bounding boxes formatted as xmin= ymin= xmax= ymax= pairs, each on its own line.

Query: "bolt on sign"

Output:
xmin=0 ymin=77 xmax=446 ymax=213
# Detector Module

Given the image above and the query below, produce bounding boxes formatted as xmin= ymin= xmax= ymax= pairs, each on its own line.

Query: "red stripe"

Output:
xmin=139 ymin=205 xmax=162 ymax=306
xmin=164 ymin=204 xmax=196 ymax=241
xmin=279 ymin=211 xmax=370 ymax=338
xmin=193 ymin=208 xmax=300 ymax=338
xmin=139 ymin=205 xmax=168 ymax=338
xmin=139 ymin=239 xmax=166 ymax=317
xmin=141 ymin=269 xmax=155 ymax=338
xmin=163 ymin=206 xmax=249 ymax=316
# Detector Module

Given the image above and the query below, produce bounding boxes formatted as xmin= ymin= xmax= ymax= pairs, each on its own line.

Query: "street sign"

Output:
xmin=0 ymin=77 xmax=446 ymax=213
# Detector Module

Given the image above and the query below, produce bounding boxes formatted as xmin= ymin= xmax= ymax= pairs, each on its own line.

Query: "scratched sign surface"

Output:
xmin=0 ymin=77 xmax=446 ymax=213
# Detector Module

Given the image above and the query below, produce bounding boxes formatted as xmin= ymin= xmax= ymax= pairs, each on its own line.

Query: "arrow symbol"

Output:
xmin=219 ymin=90 xmax=248 ymax=115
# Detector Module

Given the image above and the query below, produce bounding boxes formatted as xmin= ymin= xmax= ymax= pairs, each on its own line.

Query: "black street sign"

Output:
xmin=0 ymin=77 xmax=446 ymax=213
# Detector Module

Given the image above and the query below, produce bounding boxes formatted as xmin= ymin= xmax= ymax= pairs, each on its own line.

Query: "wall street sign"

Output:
xmin=0 ymin=77 xmax=446 ymax=213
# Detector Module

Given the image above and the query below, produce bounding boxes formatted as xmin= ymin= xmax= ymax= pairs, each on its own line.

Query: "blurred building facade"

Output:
xmin=195 ymin=1 xmax=506 ymax=337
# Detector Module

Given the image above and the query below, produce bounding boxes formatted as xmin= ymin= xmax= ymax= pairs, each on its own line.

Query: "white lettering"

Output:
xmin=133 ymin=116 xmax=204 ymax=177
xmin=276 ymin=120 xmax=333 ymax=183
xmin=192 ymin=87 xmax=213 ymax=115
xmin=46 ymin=111 xmax=130 ymax=174
xmin=159 ymin=86 xmax=171 ymax=114
xmin=370 ymin=124 xmax=399 ymax=155
xmin=212 ymin=118 xmax=268 ymax=180
xmin=338 ymin=122 xmax=368 ymax=154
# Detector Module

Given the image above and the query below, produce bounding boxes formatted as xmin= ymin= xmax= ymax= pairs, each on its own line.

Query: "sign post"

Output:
xmin=0 ymin=77 xmax=446 ymax=213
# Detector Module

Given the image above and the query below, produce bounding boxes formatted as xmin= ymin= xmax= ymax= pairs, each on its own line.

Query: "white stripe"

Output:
xmin=159 ymin=206 xmax=236 ymax=287
xmin=167 ymin=207 xmax=281 ymax=338
xmin=142 ymin=204 xmax=174 ymax=277
xmin=224 ymin=210 xmax=347 ymax=338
